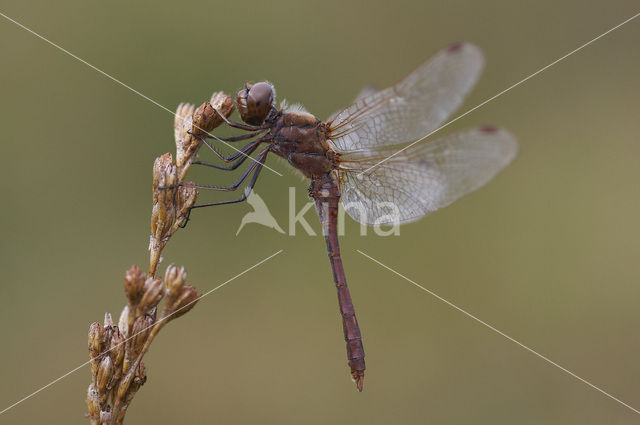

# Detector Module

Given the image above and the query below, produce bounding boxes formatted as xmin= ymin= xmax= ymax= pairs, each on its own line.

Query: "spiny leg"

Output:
xmin=185 ymin=149 xmax=267 ymax=192
xmin=188 ymin=130 xmax=263 ymax=164
xmin=205 ymin=130 xmax=264 ymax=142
xmin=180 ymin=147 xmax=271 ymax=227
xmin=192 ymin=139 xmax=262 ymax=171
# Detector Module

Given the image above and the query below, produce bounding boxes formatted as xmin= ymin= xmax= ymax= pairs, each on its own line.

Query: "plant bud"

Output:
xmin=86 ymin=384 xmax=100 ymax=417
xmin=167 ymin=285 xmax=199 ymax=321
xmin=209 ymin=91 xmax=235 ymax=129
xmin=131 ymin=315 xmax=154 ymax=357
xmin=174 ymin=102 xmax=196 ymax=141
xmin=109 ymin=329 xmax=125 ymax=368
xmin=118 ymin=305 xmax=130 ymax=338
xmin=109 ymin=330 xmax=125 ymax=384
xmin=164 ymin=265 xmax=186 ymax=297
xmin=88 ymin=322 xmax=104 ymax=355
xmin=151 ymin=154 xmax=177 ymax=240
xmin=96 ymin=356 xmax=113 ymax=393
xmin=124 ymin=264 xmax=145 ymax=305
xmin=191 ymin=102 xmax=216 ymax=135
xmin=103 ymin=312 xmax=114 ymax=328
xmin=138 ymin=278 xmax=164 ymax=315
xmin=88 ymin=322 xmax=104 ymax=377
xmin=174 ymin=184 xmax=197 ymax=229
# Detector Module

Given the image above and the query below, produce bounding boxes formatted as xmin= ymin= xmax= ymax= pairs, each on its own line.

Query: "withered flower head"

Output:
xmin=164 ymin=265 xmax=187 ymax=297
xmin=87 ymin=264 xmax=200 ymax=423
xmin=174 ymin=91 xmax=234 ymax=175
xmin=88 ymin=322 xmax=104 ymax=378
xmin=173 ymin=183 xmax=197 ymax=230
xmin=191 ymin=102 xmax=216 ymax=135
xmin=109 ymin=329 xmax=125 ymax=368
xmin=86 ymin=384 xmax=100 ymax=418
xmin=96 ymin=356 xmax=114 ymax=393
xmin=204 ymin=91 xmax=235 ymax=131
xmin=166 ymin=285 xmax=199 ymax=321
xmin=174 ymin=106 xmax=198 ymax=170
xmin=151 ymin=153 xmax=178 ymax=239
xmin=118 ymin=305 xmax=130 ymax=338
xmin=131 ymin=314 xmax=154 ymax=357
xmin=138 ymin=278 xmax=164 ymax=315
xmin=174 ymin=102 xmax=196 ymax=143
xmin=149 ymin=153 xmax=180 ymax=276
xmin=88 ymin=322 xmax=104 ymax=354
xmin=103 ymin=312 xmax=114 ymax=329
xmin=124 ymin=265 xmax=145 ymax=306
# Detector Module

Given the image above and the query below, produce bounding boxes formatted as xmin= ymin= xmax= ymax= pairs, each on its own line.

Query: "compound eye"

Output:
xmin=237 ymin=81 xmax=274 ymax=125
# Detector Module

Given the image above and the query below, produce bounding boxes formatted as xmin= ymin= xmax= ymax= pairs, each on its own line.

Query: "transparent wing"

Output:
xmin=337 ymin=127 xmax=517 ymax=225
xmin=327 ymin=84 xmax=379 ymax=123
xmin=328 ymin=43 xmax=484 ymax=152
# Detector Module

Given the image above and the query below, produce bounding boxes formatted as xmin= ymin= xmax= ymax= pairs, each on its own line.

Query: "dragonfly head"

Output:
xmin=236 ymin=81 xmax=275 ymax=125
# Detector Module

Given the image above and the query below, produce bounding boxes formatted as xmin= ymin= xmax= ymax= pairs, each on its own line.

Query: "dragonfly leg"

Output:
xmin=184 ymin=147 xmax=269 ymax=192
xmin=180 ymin=147 xmax=270 ymax=227
xmin=191 ymin=140 xmax=262 ymax=171
xmin=205 ymin=130 xmax=264 ymax=142
xmin=188 ymin=131 xmax=264 ymax=164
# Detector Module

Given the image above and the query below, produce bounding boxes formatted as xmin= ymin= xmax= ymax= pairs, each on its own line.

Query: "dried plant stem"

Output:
xmin=148 ymin=92 xmax=235 ymax=278
xmin=87 ymin=90 xmax=234 ymax=424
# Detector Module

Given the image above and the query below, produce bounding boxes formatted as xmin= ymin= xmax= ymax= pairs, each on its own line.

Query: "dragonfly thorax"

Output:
xmin=268 ymin=111 xmax=336 ymax=178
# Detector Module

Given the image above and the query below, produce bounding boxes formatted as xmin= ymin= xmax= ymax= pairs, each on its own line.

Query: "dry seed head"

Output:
xmin=191 ymin=102 xmax=216 ymax=135
xmin=88 ymin=322 xmax=104 ymax=355
xmin=174 ymin=102 xmax=196 ymax=169
xmin=173 ymin=183 xmax=198 ymax=230
xmin=96 ymin=356 xmax=114 ymax=393
xmin=174 ymin=102 xmax=196 ymax=139
xmin=86 ymin=384 xmax=100 ymax=417
xmin=192 ymin=92 xmax=234 ymax=135
xmin=164 ymin=265 xmax=186 ymax=297
xmin=174 ymin=92 xmax=234 ymax=174
xmin=88 ymin=322 xmax=104 ymax=378
xmin=138 ymin=278 xmax=164 ymax=315
xmin=131 ymin=315 xmax=154 ymax=356
xmin=210 ymin=91 xmax=235 ymax=124
xmin=103 ymin=312 xmax=114 ymax=329
xmin=124 ymin=264 xmax=145 ymax=306
xmin=166 ymin=285 xmax=199 ymax=321
xmin=109 ymin=329 xmax=125 ymax=368
xmin=151 ymin=153 xmax=178 ymax=243
xmin=118 ymin=305 xmax=130 ymax=338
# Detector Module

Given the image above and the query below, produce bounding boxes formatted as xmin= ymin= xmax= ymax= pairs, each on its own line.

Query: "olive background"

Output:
xmin=1 ymin=1 xmax=640 ymax=424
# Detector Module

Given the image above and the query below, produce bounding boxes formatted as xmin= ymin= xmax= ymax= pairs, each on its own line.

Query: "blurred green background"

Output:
xmin=1 ymin=0 xmax=640 ymax=424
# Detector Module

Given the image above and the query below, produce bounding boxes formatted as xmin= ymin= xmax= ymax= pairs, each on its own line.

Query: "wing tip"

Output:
xmin=446 ymin=42 xmax=465 ymax=53
xmin=444 ymin=41 xmax=483 ymax=56
xmin=440 ymin=42 xmax=485 ymax=78
xmin=477 ymin=126 xmax=519 ymax=165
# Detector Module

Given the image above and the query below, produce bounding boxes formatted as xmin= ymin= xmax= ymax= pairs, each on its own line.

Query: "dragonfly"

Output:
xmin=187 ymin=42 xmax=517 ymax=391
